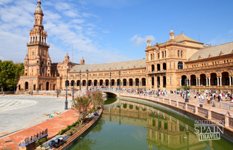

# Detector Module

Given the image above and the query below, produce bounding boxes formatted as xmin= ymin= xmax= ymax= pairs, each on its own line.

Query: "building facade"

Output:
xmin=17 ymin=0 xmax=233 ymax=92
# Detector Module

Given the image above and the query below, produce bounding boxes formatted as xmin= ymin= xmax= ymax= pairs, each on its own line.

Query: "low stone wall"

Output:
xmin=55 ymin=109 xmax=103 ymax=150
xmin=119 ymin=94 xmax=233 ymax=143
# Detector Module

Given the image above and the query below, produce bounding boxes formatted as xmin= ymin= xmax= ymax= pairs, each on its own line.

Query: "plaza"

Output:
xmin=0 ymin=95 xmax=71 ymax=137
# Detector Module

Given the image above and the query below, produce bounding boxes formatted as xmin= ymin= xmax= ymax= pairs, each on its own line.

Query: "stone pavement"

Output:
xmin=0 ymin=95 xmax=72 ymax=137
xmin=0 ymin=109 xmax=79 ymax=150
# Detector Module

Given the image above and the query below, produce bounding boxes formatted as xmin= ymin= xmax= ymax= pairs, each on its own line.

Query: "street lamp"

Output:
xmin=65 ymin=70 xmax=68 ymax=110
xmin=185 ymin=79 xmax=189 ymax=103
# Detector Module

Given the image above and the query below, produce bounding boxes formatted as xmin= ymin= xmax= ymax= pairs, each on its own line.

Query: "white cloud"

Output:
xmin=0 ymin=0 xmax=128 ymax=64
xmin=131 ymin=34 xmax=155 ymax=46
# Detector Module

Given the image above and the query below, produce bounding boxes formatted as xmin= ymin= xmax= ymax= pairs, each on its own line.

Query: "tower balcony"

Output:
xmin=27 ymin=41 xmax=49 ymax=47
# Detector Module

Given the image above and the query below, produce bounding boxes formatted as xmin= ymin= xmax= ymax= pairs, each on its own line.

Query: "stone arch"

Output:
xmin=123 ymin=79 xmax=127 ymax=86
xmin=99 ymin=80 xmax=103 ymax=86
xmin=129 ymin=78 xmax=133 ymax=86
xmin=65 ymin=80 xmax=69 ymax=87
xmin=111 ymin=79 xmax=115 ymax=86
xmin=210 ymin=73 xmax=217 ymax=86
xmin=190 ymin=75 xmax=196 ymax=86
xmin=82 ymin=80 xmax=86 ymax=86
xmin=181 ymin=75 xmax=187 ymax=86
xmin=77 ymin=80 xmax=81 ymax=86
xmin=94 ymin=80 xmax=98 ymax=86
xmin=88 ymin=80 xmax=92 ymax=86
xmin=142 ymin=78 xmax=146 ymax=86
xmin=135 ymin=78 xmax=139 ymax=86
xmin=46 ymin=82 xmax=49 ymax=91
xmin=117 ymin=79 xmax=121 ymax=86
xmin=105 ymin=79 xmax=109 ymax=86
xmin=71 ymin=80 xmax=75 ymax=86
xmin=25 ymin=82 xmax=29 ymax=90
xmin=222 ymin=72 xmax=229 ymax=86
xmin=200 ymin=74 xmax=206 ymax=86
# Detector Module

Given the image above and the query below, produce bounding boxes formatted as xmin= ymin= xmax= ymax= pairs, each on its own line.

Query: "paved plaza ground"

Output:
xmin=0 ymin=95 xmax=72 ymax=137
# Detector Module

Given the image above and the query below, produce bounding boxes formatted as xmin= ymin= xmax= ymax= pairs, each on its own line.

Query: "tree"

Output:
xmin=0 ymin=61 xmax=24 ymax=91
xmin=72 ymin=96 xmax=91 ymax=120
xmin=91 ymin=91 xmax=104 ymax=109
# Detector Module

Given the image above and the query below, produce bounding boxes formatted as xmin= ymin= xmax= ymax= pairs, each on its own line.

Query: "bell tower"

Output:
xmin=24 ymin=0 xmax=51 ymax=77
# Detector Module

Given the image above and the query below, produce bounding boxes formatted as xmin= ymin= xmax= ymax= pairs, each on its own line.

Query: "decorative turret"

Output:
xmin=169 ymin=30 xmax=175 ymax=40
xmin=146 ymin=39 xmax=152 ymax=47
xmin=80 ymin=57 xmax=85 ymax=65
xmin=64 ymin=53 xmax=70 ymax=63
xmin=34 ymin=0 xmax=44 ymax=27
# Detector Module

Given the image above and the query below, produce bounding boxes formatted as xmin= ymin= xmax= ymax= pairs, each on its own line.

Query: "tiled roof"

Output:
xmin=189 ymin=42 xmax=233 ymax=61
xmin=70 ymin=59 xmax=146 ymax=72
xmin=173 ymin=34 xmax=199 ymax=43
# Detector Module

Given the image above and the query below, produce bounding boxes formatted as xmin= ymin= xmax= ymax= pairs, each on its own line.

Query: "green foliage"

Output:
xmin=91 ymin=91 xmax=104 ymax=108
xmin=58 ymin=120 xmax=80 ymax=135
xmin=182 ymin=85 xmax=190 ymax=90
xmin=36 ymin=137 xmax=47 ymax=147
xmin=0 ymin=60 xmax=24 ymax=91
xmin=72 ymin=91 xmax=104 ymax=120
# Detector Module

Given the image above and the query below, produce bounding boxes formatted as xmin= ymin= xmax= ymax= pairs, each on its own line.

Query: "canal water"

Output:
xmin=69 ymin=98 xmax=233 ymax=150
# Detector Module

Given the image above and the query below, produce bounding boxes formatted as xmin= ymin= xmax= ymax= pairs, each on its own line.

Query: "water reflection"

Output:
xmin=69 ymin=100 xmax=233 ymax=150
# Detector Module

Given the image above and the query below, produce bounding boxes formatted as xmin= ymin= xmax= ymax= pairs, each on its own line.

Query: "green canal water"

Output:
xmin=69 ymin=98 xmax=233 ymax=150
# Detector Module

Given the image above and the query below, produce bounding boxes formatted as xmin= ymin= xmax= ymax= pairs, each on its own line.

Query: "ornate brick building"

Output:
xmin=17 ymin=0 xmax=233 ymax=92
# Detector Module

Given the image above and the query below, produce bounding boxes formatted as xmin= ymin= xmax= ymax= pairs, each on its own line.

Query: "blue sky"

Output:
xmin=0 ymin=0 xmax=233 ymax=64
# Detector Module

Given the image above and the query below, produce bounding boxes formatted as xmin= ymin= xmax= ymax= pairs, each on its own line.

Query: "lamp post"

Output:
xmin=65 ymin=70 xmax=68 ymax=110
xmin=185 ymin=79 xmax=189 ymax=103
xmin=86 ymin=69 xmax=89 ymax=91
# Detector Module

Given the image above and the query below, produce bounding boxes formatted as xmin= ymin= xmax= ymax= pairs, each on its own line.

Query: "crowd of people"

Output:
xmin=94 ymin=87 xmax=233 ymax=109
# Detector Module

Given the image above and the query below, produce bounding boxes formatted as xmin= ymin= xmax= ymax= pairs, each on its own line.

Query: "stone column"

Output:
xmin=220 ymin=77 xmax=222 ymax=86
xmin=206 ymin=77 xmax=208 ymax=86
xmin=230 ymin=77 xmax=232 ymax=86
xmin=209 ymin=78 xmax=211 ymax=86
xmin=180 ymin=79 xmax=182 ymax=86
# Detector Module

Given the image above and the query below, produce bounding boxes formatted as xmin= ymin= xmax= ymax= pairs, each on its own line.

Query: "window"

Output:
xmin=178 ymin=61 xmax=183 ymax=69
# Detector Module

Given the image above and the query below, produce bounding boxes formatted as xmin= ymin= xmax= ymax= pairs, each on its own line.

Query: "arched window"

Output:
xmin=163 ymin=63 xmax=166 ymax=70
xmin=71 ymin=80 xmax=75 ymax=86
xmin=65 ymin=80 xmax=69 ymax=86
xmin=157 ymin=64 xmax=161 ymax=71
xmin=123 ymin=79 xmax=127 ymax=86
xmin=178 ymin=61 xmax=183 ymax=69
xmin=177 ymin=50 xmax=180 ymax=57
xmin=142 ymin=78 xmax=146 ymax=86
xmin=151 ymin=65 xmax=155 ymax=72
xmin=129 ymin=79 xmax=133 ymax=86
